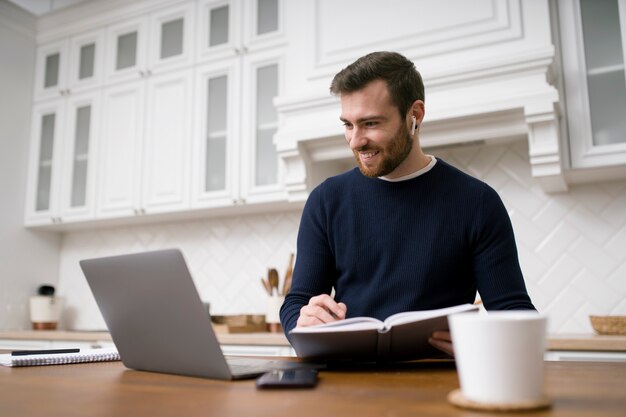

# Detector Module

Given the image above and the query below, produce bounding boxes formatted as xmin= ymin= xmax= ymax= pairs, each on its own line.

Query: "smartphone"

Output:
xmin=255 ymin=369 xmax=318 ymax=389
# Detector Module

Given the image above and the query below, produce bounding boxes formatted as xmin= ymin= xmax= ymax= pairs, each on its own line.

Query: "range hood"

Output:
xmin=274 ymin=49 xmax=565 ymax=202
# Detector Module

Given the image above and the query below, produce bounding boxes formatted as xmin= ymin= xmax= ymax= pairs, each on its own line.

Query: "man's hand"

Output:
xmin=296 ymin=294 xmax=347 ymax=327
xmin=428 ymin=330 xmax=454 ymax=357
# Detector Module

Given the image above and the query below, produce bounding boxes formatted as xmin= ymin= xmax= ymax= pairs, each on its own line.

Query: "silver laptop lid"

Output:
xmin=80 ymin=249 xmax=234 ymax=380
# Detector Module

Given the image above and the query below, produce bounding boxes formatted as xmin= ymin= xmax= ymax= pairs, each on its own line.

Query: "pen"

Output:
xmin=11 ymin=348 xmax=80 ymax=356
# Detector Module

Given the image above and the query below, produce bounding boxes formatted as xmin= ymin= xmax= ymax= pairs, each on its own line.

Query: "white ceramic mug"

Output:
xmin=449 ymin=311 xmax=547 ymax=404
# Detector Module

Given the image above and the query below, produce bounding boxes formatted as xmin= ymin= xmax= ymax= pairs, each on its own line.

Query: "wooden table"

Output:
xmin=1 ymin=359 xmax=624 ymax=416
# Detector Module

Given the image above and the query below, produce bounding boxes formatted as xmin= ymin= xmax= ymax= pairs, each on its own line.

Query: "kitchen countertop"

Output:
xmin=0 ymin=330 xmax=291 ymax=346
xmin=2 ymin=330 xmax=626 ymax=351
xmin=546 ymin=333 xmax=626 ymax=352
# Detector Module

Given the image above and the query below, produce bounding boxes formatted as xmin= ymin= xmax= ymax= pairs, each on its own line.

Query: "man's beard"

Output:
xmin=353 ymin=124 xmax=414 ymax=178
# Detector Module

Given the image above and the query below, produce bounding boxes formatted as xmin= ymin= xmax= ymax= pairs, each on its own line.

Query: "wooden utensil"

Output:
xmin=268 ymin=268 xmax=279 ymax=296
xmin=282 ymin=253 xmax=294 ymax=296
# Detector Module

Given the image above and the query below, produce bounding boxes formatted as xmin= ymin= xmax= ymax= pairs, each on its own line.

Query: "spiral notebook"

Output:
xmin=0 ymin=347 xmax=120 ymax=367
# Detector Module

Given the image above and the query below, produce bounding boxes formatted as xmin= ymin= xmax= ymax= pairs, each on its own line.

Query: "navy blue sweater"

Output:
xmin=280 ymin=159 xmax=535 ymax=337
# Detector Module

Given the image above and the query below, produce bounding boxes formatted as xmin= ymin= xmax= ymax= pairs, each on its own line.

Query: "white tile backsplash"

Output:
xmin=58 ymin=140 xmax=626 ymax=334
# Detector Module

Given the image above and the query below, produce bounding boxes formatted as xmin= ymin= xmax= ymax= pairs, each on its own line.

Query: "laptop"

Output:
xmin=80 ymin=248 xmax=310 ymax=380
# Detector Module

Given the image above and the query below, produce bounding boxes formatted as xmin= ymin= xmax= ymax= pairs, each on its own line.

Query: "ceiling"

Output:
xmin=7 ymin=0 xmax=93 ymax=16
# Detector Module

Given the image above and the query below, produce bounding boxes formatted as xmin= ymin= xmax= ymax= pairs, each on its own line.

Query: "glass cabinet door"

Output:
xmin=35 ymin=112 xmax=57 ymax=212
xmin=105 ymin=17 xmax=147 ymax=85
xmin=116 ymin=31 xmax=139 ymax=71
xmin=26 ymin=102 xmax=65 ymax=225
xmin=69 ymin=30 xmax=104 ymax=93
xmin=209 ymin=4 xmax=230 ymax=47
xmin=34 ymin=41 xmax=68 ymax=100
xmin=69 ymin=104 xmax=92 ymax=208
xmin=149 ymin=3 xmax=194 ymax=72
xmin=44 ymin=53 xmax=61 ymax=92
xmin=254 ymin=63 xmax=278 ymax=186
xmin=78 ymin=43 xmax=96 ymax=80
xmin=560 ymin=0 xmax=626 ymax=168
xmin=193 ymin=59 xmax=240 ymax=208
xmin=579 ymin=0 xmax=626 ymax=146
xmin=256 ymin=0 xmax=279 ymax=36
xmin=160 ymin=17 xmax=184 ymax=59
xmin=205 ymin=74 xmax=229 ymax=192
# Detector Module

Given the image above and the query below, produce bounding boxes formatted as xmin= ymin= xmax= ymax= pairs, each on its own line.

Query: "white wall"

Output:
xmin=57 ymin=140 xmax=626 ymax=335
xmin=0 ymin=0 xmax=62 ymax=330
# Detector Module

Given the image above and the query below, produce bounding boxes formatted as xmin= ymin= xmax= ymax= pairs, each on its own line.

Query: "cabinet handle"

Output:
xmin=146 ymin=70 xmax=152 ymax=77
xmin=138 ymin=70 xmax=145 ymax=78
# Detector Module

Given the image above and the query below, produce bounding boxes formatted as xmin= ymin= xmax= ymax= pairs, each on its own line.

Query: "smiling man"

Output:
xmin=279 ymin=51 xmax=535 ymax=356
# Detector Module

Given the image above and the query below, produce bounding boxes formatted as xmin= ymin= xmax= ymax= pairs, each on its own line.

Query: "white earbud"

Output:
xmin=411 ymin=116 xmax=417 ymax=135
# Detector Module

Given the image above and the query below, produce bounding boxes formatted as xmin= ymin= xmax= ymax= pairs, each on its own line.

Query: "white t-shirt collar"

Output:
xmin=379 ymin=155 xmax=437 ymax=182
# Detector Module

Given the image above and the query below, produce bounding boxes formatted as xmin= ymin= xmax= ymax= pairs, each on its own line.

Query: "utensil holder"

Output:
xmin=265 ymin=295 xmax=284 ymax=333
xmin=29 ymin=296 xmax=63 ymax=330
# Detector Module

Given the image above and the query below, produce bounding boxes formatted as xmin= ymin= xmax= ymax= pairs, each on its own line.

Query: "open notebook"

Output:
xmin=0 ymin=348 xmax=119 ymax=367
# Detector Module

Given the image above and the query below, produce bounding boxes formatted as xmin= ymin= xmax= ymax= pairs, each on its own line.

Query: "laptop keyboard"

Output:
xmin=226 ymin=357 xmax=283 ymax=375
xmin=225 ymin=357 xmax=304 ymax=375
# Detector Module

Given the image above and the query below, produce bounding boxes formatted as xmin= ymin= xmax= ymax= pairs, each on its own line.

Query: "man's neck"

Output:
xmin=383 ymin=147 xmax=432 ymax=180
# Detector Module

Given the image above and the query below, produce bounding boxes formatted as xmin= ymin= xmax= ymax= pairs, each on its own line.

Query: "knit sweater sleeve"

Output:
xmin=472 ymin=185 xmax=535 ymax=310
xmin=279 ymin=184 xmax=336 ymax=336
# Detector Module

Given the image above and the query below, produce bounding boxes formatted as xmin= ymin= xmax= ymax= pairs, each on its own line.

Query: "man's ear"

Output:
xmin=410 ymin=99 xmax=425 ymax=125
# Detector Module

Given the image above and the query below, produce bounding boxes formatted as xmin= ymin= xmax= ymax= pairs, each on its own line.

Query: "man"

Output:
xmin=279 ymin=51 xmax=535 ymax=356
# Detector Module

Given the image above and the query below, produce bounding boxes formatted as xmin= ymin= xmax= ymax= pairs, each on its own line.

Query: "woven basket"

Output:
xmin=589 ymin=316 xmax=626 ymax=335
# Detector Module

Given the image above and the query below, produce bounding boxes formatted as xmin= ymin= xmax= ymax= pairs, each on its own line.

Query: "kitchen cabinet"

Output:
xmin=33 ymin=29 xmax=104 ymax=102
xmin=25 ymin=91 xmax=101 ymax=226
xmin=196 ymin=0 xmax=284 ymax=63
xmin=97 ymin=69 xmax=193 ymax=219
xmin=104 ymin=2 xmax=195 ymax=86
xmin=25 ymin=0 xmax=290 ymax=228
xmin=559 ymin=0 xmax=626 ymax=169
xmin=192 ymin=0 xmax=286 ymax=208
xmin=97 ymin=2 xmax=196 ymax=219
xmin=192 ymin=50 xmax=285 ymax=208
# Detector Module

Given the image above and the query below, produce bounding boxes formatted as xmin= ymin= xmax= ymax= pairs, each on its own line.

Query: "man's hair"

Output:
xmin=329 ymin=51 xmax=425 ymax=118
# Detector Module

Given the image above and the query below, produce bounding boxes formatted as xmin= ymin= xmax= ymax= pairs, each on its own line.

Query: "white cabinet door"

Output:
xmin=142 ymin=70 xmax=193 ymax=214
xmin=98 ymin=71 xmax=193 ymax=219
xmin=33 ymin=40 xmax=69 ymax=101
xmin=105 ymin=2 xmax=194 ymax=86
xmin=104 ymin=17 xmax=149 ymax=86
xmin=58 ymin=91 xmax=101 ymax=221
xmin=192 ymin=59 xmax=241 ymax=208
xmin=192 ymin=0 xmax=286 ymax=208
xmin=25 ymin=101 xmax=66 ymax=225
xmin=192 ymin=51 xmax=285 ymax=208
xmin=148 ymin=2 xmax=195 ymax=74
xmin=34 ymin=29 xmax=104 ymax=101
xmin=196 ymin=0 xmax=284 ymax=63
xmin=239 ymin=50 xmax=285 ymax=204
xmin=67 ymin=29 xmax=105 ymax=94
xmin=560 ymin=0 xmax=626 ymax=168
xmin=25 ymin=92 xmax=101 ymax=226
xmin=97 ymin=80 xmax=145 ymax=218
